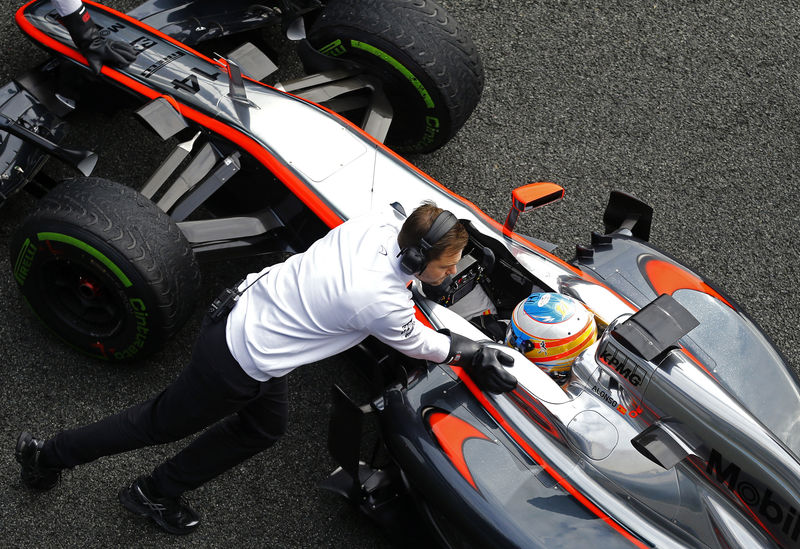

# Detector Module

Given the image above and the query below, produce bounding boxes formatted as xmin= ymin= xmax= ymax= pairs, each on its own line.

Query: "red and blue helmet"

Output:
xmin=505 ymin=292 xmax=597 ymax=384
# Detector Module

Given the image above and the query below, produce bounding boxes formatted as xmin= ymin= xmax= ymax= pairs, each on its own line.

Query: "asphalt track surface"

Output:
xmin=1 ymin=1 xmax=799 ymax=548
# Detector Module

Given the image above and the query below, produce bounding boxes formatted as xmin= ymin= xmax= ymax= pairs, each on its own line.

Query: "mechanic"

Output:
xmin=505 ymin=292 xmax=597 ymax=386
xmin=52 ymin=0 xmax=137 ymax=73
xmin=15 ymin=202 xmax=517 ymax=535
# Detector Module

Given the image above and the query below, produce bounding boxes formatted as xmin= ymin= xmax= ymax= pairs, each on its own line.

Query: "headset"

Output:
xmin=398 ymin=210 xmax=459 ymax=275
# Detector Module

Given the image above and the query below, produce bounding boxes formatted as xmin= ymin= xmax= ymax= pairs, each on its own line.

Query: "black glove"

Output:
xmin=61 ymin=5 xmax=138 ymax=74
xmin=444 ymin=331 xmax=517 ymax=394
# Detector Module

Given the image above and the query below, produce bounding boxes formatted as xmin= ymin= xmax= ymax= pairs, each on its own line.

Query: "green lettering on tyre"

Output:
xmin=114 ymin=297 xmax=150 ymax=360
xmin=421 ymin=115 xmax=441 ymax=146
xmin=349 ymin=40 xmax=435 ymax=108
xmin=319 ymin=39 xmax=347 ymax=56
xmin=36 ymin=232 xmax=132 ymax=288
xmin=13 ymin=237 xmax=37 ymax=286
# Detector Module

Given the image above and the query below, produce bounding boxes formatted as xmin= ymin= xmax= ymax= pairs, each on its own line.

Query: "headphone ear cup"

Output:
xmin=400 ymin=247 xmax=425 ymax=275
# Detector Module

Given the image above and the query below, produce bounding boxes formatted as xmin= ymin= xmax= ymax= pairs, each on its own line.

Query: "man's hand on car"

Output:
xmin=468 ymin=346 xmax=517 ymax=393
xmin=444 ymin=331 xmax=517 ymax=394
xmin=62 ymin=5 xmax=137 ymax=74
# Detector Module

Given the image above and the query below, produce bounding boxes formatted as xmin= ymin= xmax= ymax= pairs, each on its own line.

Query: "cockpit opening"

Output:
xmin=418 ymin=221 xmax=602 ymax=387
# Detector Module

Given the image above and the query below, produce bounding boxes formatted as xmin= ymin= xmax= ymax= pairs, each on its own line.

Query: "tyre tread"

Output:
xmin=311 ymin=0 xmax=484 ymax=151
xmin=21 ymin=178 xmax=200 ymax=354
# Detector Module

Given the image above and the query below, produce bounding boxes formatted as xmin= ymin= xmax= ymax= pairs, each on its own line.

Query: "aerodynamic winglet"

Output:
xmin=613 ymin=294 xmax=700 ymax=361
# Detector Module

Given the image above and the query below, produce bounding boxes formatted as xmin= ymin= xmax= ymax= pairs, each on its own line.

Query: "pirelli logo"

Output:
xmin=597 ymin=339 xmax=648 ymax=387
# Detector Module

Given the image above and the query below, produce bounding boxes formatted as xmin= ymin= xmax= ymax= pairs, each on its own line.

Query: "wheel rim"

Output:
xmin=40 ymin=259 xmax=125 ymax=338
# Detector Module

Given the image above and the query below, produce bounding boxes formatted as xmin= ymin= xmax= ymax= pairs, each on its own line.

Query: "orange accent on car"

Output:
xmin=414 ymin=307 xmax=433 ymax=328
xmin=644 ymin=259 xmax=734 ymax=309
xmin=428 ymin=411 xmax=490 ymax=491
xmin=512 ymin=182 xmax=564 ymax=211
xmin=450 ymin=366 xmax=650 ymax=549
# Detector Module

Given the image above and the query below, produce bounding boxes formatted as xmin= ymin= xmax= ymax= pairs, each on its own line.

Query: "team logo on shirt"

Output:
xmin=401 ymin=319 xmax=414 ymax=338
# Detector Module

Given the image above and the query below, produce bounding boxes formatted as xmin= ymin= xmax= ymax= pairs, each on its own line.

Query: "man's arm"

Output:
xmin=52 ymin=0 xmax=82 ymax=16
xmin=370 ymin=307 xmax=517 ymax=394
xmin=369 ymin=305 xmax=450 ymax=363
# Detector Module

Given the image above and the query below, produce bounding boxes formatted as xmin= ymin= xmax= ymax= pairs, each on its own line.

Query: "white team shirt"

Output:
xmin=53 ymin=0 xmax=82 ymax=17
xmin=225 ymin=207 xmax=451 ymax=381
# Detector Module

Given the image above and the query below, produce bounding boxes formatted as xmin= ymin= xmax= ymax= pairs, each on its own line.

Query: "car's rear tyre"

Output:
xmin=10 ymin=178 xmax=201 ymax=362
xmin=308 ymin=0 xmax=484 ymax=153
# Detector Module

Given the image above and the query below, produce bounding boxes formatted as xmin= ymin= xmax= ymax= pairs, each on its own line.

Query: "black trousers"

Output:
xmin=42 ymin=314 xmax=288 ymax=498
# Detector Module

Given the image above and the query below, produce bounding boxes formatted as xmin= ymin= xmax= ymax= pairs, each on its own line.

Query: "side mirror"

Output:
xmin=503 ymin=182 xmax=564 ymax=232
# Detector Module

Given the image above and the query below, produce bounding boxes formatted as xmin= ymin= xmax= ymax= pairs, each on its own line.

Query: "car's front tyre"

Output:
xmin=308 ymin=0 xmax=484 ymax=153
xmin=10 ymin=178 xmax=201 ymax=362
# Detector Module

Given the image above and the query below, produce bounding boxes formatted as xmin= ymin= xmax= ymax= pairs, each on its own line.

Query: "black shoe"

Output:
xmin=118 ymin=476 xmax=201 ymax=535
xmin=15 ymin=431 xmax=61 ymax=490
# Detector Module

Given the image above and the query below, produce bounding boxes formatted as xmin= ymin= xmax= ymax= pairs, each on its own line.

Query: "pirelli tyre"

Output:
xmin=10 ymin=178 xmax=201 ymax=362
xmin=308 ymin=0 xmax=484 ymax=153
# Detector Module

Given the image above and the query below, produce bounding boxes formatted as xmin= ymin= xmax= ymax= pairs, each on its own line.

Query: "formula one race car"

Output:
xmin=4 ymin=2 xmax=800 ymax=549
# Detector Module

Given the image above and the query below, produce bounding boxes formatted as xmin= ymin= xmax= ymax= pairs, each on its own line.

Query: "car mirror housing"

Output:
xmin=503 ymin=182 xmax=564 ymax=232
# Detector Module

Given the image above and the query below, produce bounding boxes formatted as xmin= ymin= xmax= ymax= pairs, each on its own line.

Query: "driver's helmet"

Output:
xmin=505 ymin=292 xmax=597 ymax=385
